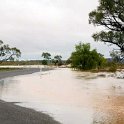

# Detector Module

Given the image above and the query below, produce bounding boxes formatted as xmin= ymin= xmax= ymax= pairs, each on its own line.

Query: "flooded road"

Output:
xmin=0 ymin=68 xmax=124 ymax=124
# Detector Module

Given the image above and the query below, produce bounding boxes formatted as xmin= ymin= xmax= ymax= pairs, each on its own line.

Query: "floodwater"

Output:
xmin=0 ymin=68 xmax=124 ymax=124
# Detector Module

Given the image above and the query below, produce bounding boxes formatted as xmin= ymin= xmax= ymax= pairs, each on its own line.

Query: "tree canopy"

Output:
xmin=41 ymin=52 xmax=51 ymax=65
xmin=54 ymin=55 xmax=62 ymax=66
xmin=41 ymin=52 xmax=51 ymax=60
xmin=0 ymin=40 xmax=21 ymax=63
xmin=89 ymin=0 xmax=124 ymax=59
xmin=70 ymin=42 xmax=106 ymax=70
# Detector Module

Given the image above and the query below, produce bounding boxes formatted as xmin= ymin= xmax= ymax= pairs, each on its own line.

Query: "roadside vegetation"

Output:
xmin=88 ymin=0 xmax=124 ymax=72
xmin=0 ymin=40 xmax=21 ymax=63
xmin=70 ymin=42 xmax=106 ymax=70
xmin=89 ymin=0 xmax=124 ymax=60
xmin=0 ymin=40 xmax=21 ymax=71
xmin=68 ymin=42 xmax=124 ymax=72
xmin=41 ymin=52 xmax=63 ymax=66
xmin=0 ymin=0 xmax=124 ymax=73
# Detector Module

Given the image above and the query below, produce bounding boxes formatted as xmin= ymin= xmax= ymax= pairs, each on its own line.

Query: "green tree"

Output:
xmin=70 ymin=42 xmax=106 ymax=70
xmin=0 ymin=40 xmax=21 ymax=63
xmin=41 ymin=52 xmax=51 ymax=65
xmin=42 ymin=52 xmax=51 ymax=60
xmin=89 ymin=0 xmax=124 ymax=59
xmin=54 ymin=55 xmax=62 ymax=66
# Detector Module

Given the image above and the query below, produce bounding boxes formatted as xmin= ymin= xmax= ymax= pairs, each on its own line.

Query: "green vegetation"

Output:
xmin=0 ymin=40 xmax=21 ymax=63
xmin=70 ymin=42 xmax=106 ymax=70
xmin=41 ymin=52 xmax=51 ymax=65
xmin=41 ymin=52 xmax=63 ymax=66
xmin=53 ymin=55 xmax=62 ymax=66
xmin=108 ymin=62 xmax=117 ymax=72
xmin=42 ymin=52 xmax=51 ymax=61
xmin=0 ymin=60 xmax=42 ymax=65
xmin=89 ymin=0 xmax=124 ymax=60
xmin=0 ymin=0 xmax=124 ymax=73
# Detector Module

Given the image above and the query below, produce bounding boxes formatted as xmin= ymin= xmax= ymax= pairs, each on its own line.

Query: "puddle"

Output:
xmin=0 ymin=68 xmax=124 ymax=124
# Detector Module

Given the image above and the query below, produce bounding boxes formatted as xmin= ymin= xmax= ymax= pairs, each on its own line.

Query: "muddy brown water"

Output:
xmin=0 ymin=68 xmax=124 ymax=124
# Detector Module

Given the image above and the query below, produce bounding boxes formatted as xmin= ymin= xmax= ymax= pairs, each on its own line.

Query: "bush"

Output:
xmin=42 ymin=60 xmax=47 ymax=65
xmin=70 ymin=42 xmax=106 ymax=70
xmin=108 ymin=62 xmax=117 ymax=72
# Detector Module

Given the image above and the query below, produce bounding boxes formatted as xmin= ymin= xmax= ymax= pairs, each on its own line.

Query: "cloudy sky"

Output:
xmin=0 ymin=0 xmax=115 ymax=60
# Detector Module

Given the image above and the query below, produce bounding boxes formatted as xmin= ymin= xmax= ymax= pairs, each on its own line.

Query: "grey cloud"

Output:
xmin=0 ymin=0 xmax=114 ymax=60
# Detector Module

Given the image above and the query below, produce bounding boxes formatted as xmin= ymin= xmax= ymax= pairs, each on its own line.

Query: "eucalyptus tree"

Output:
xmin=41 ymin=52 xmax=51 ymax=65
xmin=0 ymin=40 xmax=21 ymax=63
xmin=54 ymin=55 xmax=62 ymax=66
xmin=89 ymin=0 xmax=124 ymax=60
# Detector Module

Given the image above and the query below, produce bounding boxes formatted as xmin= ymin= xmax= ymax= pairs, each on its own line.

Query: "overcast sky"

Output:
xmin=0 ymin=0 xmax=115 ymax=60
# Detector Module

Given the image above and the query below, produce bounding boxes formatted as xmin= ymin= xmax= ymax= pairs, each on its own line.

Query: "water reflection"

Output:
xmin=0 ymin=80 xmax=4 ymax=98
xmin=0 ymin=68 xmax=124 ymax=124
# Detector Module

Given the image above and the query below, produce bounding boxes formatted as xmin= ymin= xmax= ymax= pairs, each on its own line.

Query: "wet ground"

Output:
xmin=0 ymin=68 xmax=124 ymax=124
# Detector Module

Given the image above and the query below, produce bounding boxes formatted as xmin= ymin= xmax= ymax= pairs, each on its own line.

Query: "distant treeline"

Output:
xmin=0 ymin=60 xmax=67 ymax=65
xmin=0 ymin=60 xmax=42 ymax=65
